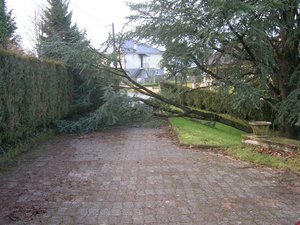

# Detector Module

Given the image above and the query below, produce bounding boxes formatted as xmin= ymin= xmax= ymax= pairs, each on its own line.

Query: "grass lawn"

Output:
xmin=170 ymin=117 xmax=244 ymax=147
xmin=170 ymin=117 xmax=300 ymax=173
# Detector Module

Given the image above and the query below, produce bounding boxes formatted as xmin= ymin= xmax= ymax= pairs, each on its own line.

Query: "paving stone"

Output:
xmin=0 ymin=128 xmax=299 ymax=225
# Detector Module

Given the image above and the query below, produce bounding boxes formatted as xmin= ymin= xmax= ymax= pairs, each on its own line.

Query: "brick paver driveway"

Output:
xmin=0 ymin=128 xmax=299 ymax=225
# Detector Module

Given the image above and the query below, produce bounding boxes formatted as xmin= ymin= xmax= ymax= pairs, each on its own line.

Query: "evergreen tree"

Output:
xmin=36 ymin=0 xmax=132 ymax=132
xmin=38 ymin=0 xmax=82 ymax=58
xmin=128 ymin=0 xmax=300 ymax=138
xmin=0 ymin=0 xmax=18 ymax=48
xmin=41 ymin=0 xmax=73 ymax=42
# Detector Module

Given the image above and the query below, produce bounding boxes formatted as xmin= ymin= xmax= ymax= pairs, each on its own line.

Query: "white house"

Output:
xmin=122 ymin=40 xmax=164 ymax=83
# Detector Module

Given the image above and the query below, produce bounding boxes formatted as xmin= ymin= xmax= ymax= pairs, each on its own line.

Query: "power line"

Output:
xmin=69 ymin=1 xmax=100 ymax=22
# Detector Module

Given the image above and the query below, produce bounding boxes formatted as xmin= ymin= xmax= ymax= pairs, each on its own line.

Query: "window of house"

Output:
xmin=140 ymin=55 xmax=144 ymax=68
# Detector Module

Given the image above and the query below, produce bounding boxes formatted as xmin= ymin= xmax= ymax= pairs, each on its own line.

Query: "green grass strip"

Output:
xmin=170 ymin=117 xmax=300 ymax=173
xmin=170 ymin=117 xmax=244 ymax=147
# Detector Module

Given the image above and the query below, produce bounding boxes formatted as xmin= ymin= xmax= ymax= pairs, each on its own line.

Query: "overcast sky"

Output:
xmin=7 ymin=0 xmax=141 ymax=50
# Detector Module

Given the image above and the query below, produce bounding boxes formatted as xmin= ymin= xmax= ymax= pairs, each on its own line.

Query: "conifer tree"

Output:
xmin=0 ymin=0 xmax=18 ymax=48
xmin=36 ymin=0 xmax=131 ymax=132
xmin=38 ymin=0 xmax=82 ymax=58
xmin=41 ymin=0 xmax=73 ymax=41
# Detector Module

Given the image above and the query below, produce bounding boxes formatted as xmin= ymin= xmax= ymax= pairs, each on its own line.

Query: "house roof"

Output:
xmin=122 ymin=40 xmax=163 ymax=54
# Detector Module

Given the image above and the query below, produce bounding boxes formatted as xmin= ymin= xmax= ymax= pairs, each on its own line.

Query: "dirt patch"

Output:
xmin=255 ymin=146 xmax=299 ymax=159
xmin=156 ymin=125 xmax=178 ymax=142
xmin=8 ymin=205 xmax=46 ymax=222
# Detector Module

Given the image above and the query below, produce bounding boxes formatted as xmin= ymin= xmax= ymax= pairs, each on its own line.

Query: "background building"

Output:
xmin=122 ymin=40 xmax=164 ymax=83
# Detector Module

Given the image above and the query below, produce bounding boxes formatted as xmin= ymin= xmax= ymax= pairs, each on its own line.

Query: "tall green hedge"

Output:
xmin=0 ymin=49 xmax=73 ymax=145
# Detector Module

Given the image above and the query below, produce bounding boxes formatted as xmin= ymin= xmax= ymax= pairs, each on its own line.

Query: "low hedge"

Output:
xmin=0 ymin=49 xmax=73 ymax=146
xmin=159 ymin=82 xmax=188 ymax=104
xmin=184 ymin=88 xmax=227 ymax=113
xmin=160 ymin=82 xmax=274 ymax=122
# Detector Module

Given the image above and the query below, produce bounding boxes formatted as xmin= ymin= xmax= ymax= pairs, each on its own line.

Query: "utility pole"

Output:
xmin=112 ymin=23 xmax=118 ymax=68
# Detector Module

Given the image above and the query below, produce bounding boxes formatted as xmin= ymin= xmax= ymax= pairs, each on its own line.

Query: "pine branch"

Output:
xmin=190 ymin=55 xmax=222 ymax=80
xmin=225 ymin=20 xmax=257 ymax=63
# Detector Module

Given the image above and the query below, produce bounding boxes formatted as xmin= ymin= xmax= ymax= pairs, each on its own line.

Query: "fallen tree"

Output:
xmin=34 ymin=18 xmax=251 ymax=133
xmin=92 ymin=46 xmax=251 ymax=132
xmin=127 ymin=0 xmax=300 ymax=138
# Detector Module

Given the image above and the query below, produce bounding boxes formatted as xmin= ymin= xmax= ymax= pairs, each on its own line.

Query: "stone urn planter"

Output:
xmin=249 ymin=121 xmax=272 ymax=137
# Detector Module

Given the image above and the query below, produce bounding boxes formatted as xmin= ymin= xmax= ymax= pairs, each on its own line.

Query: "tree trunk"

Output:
xmin=126 ymin=77 xmax=252 ymax=132
xmin=275 ymin=1 xmax=300 ymax=139
xmin=277 ymin=59 xmax=298 ymax=138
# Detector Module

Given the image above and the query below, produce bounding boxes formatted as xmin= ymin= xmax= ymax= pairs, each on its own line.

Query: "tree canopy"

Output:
xmin=0 ymin=0 xmax=18 ymax=48
xmin=128 ymin=0 xmax=300 ymax=138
